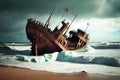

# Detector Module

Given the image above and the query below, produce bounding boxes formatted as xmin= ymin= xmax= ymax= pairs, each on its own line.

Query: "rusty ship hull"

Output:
xmin=26 ymin=8 xmax=89 ymax=56
xmin=26 ymin=20 xmax=62 ymax=55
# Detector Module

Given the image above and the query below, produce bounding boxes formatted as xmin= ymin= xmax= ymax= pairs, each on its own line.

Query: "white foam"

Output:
xmin=1 ymin=60 xmax=120 ymax=76
xmin=7 ymin=45 xmax=31 ymax=51
xmin=4 ymin=43 xmax=31 ymax=51
xmin=0 ymin=42 xmax=120 ymax=76
xmin=91 ymin=42 xmax=120 ymax=49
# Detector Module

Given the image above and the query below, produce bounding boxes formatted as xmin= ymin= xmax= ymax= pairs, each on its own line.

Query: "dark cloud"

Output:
xmin=0 ymin=0 xmax=120 ymax=17
xmin=0 ymin=0 xmax=59 ymax=15
xmin=95 ymin=0 xmax=120 ymax=18
xmin=0 ymin=0 xmax=120 ymax=42
xmin=56 ymin=0 xmax=100 ymax=16
xmin=106 ymin=0 xmax=120 ymax=17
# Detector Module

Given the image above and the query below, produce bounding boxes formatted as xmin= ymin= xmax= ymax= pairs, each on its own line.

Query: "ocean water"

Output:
xmin=0 ymin=42 xmax=120 ymax=76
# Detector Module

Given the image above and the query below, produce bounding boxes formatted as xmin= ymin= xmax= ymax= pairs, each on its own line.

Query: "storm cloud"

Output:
xmin=0 ymin=0 xmax=120 ymax=42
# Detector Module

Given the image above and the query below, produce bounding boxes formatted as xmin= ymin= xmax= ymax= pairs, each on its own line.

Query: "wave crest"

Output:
xmin=57 ymin=52 xmax=120 ymax=67
xmin=91 ymin=42 xmax=120 ymax=49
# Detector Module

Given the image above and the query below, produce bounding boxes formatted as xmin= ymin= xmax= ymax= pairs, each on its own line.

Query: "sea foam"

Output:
xmin=0 ymin=42 xmax=120 ymax=75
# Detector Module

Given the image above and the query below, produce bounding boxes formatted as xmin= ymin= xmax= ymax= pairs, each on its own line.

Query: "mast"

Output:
xmin=57 ymin=8 xmax=68 ymax=27
xmin=44 ymin=7 xmax=56 ymax=28
xmin=64 ymin=14 xmax=77 ymax=35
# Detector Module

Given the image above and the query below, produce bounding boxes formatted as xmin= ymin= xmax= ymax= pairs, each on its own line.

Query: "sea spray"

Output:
xmin=0 ymin=42 xmax=120 ymax=75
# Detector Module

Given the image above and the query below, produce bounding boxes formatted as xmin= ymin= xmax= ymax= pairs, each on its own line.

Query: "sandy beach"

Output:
xmin=0 ymin=65 xmax=120 ymax=80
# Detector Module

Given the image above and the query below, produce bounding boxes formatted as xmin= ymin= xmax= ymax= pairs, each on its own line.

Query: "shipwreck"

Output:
xmin=26 ymin=8 xmax=89 ymax=56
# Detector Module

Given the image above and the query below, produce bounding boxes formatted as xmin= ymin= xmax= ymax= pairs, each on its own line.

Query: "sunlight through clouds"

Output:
xmin=0 ymin=0 xmax=120 ymax=42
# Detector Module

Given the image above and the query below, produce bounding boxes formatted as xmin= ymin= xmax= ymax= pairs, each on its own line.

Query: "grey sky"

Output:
xmin=0 ymin=0 xmax=120 ymax=42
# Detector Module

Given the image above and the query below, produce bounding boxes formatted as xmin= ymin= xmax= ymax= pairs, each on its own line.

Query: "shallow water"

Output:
xmin=0 ymin=42 xmax=120 ymax=76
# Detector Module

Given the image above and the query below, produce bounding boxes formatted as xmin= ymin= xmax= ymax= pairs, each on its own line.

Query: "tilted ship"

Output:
xmin=26 ymin=8 xmax=89 ymax=56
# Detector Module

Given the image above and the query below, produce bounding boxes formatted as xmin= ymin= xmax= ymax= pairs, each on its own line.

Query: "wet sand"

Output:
xmin=0 ymin=65 xmax=120 ymax=80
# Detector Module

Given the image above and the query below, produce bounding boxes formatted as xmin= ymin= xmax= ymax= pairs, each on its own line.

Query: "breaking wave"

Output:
xmin=4 ymin=43 xmax=31 ymax=51
xmin=2 ymin=42 xmax=120 ymax=51
xmin=0 ymin=42 xmax=120 ymax=67
xmin=0 ymin=43 xmax=31 ymax=55
xmin=57 ymin=51 xmax=120 ymax=67
xmin=3 ymin=42 xmax=120 ymax=52
xmin=91 ymin=42 xmax=120 ymax=49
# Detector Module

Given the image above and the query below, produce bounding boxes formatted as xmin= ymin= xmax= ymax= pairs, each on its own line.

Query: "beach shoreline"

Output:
xmin=0 ymin=65 xmax=120 ymax=80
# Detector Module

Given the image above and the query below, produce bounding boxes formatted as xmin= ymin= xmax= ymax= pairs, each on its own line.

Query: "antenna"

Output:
xmin=64 ymin=14 xmax=78 ymax=35
xmin=44 ymin=7 xmax=56 ymax=28
xmin=85 ymin=22 xmax=89 ymax=32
